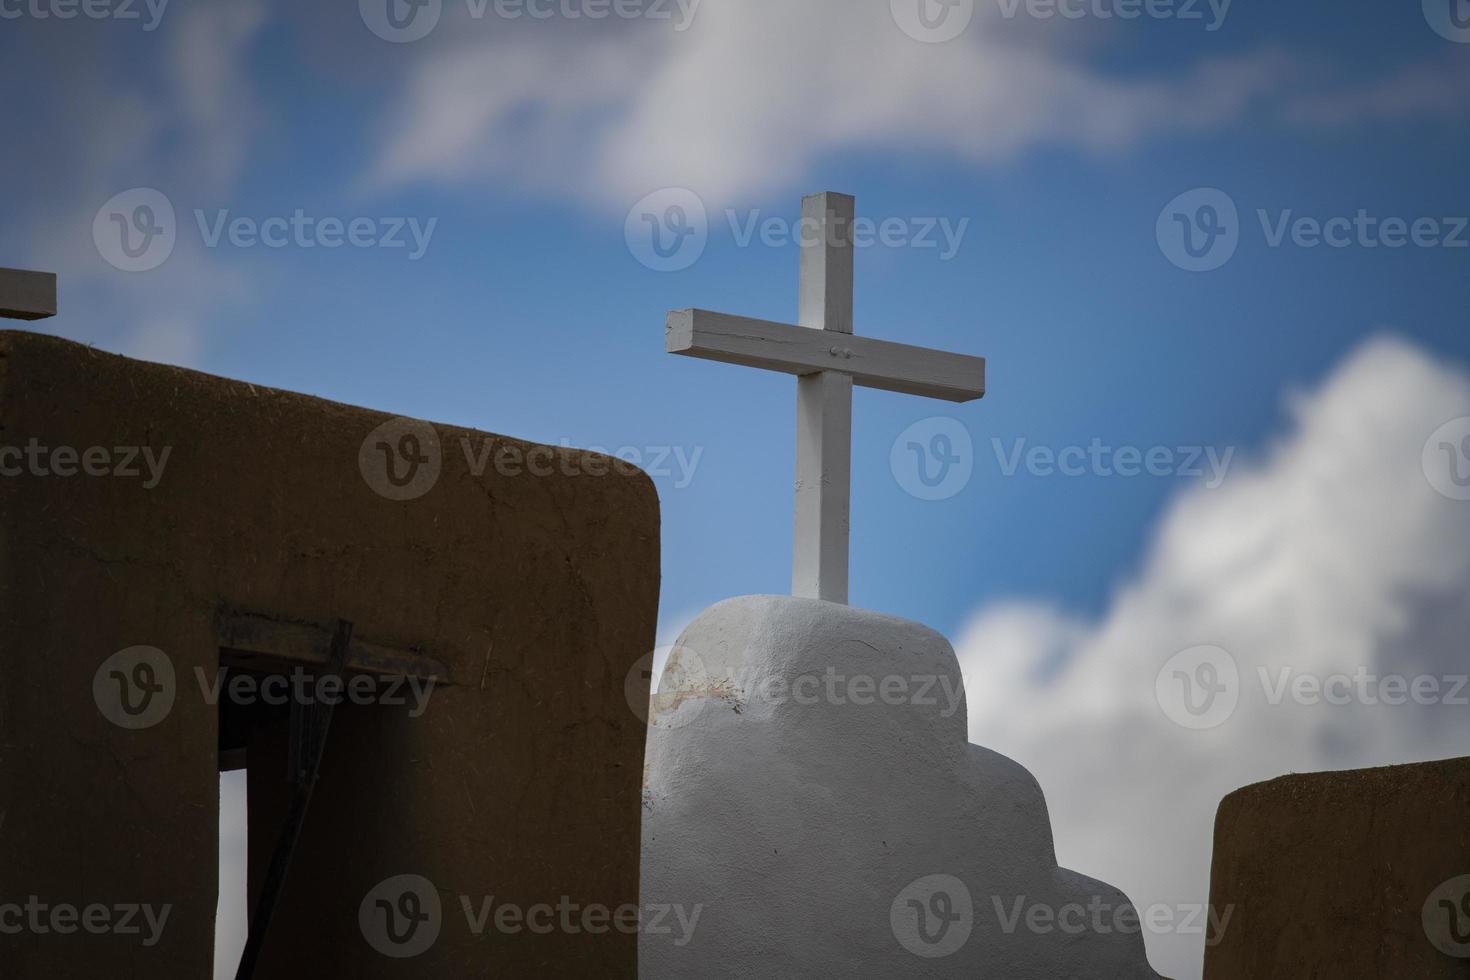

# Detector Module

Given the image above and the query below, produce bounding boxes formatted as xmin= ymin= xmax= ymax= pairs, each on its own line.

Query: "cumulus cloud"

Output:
xmin=5 ymin=0 xmax=266 ymax=368
xmin=364 ymin=1 xmax=1469 ymax=210
xmin=365 ymin=0 xmax=1292 ymax=206
xmin=955 ymin=335 xmax=1470 ymax=979
xmin=167 ymin=0 xmax=269 ymax=192
xmin=1281 ymin=53 xmax=1470 ymax=128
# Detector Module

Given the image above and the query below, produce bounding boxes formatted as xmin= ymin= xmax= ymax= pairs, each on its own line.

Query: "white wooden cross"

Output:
xmin=664 ymin=192 xmax=986 ymax=605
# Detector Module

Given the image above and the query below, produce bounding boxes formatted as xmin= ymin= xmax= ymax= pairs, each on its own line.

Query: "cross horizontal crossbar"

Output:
xmin=0 ymin=268 xmax=57 ymax=321
xmin=666 ymin=308 xmax=985 ymax=403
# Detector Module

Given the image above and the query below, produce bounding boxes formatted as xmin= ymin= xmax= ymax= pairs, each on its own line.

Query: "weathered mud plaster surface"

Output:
xmin=0 ymin=330 xmax=658 ymax=978
xmin=1204 ymin=758 xmax=1470 ymax=980
xmin=640 ymin=595 xmax=1161 ymax=979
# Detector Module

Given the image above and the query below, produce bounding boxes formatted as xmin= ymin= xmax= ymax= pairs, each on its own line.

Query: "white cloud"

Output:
xmin=368 ymin=30 xmax=652 ymax=195
xmin=1281 ymin=54 xmax=1470 ymax=128
xmin=955 ymin=335 xmax=1470 ymax=979
xmin=168 ymin=0 xmax=269 ymax=191
xmin=5 ymin=0 xmax=266 ymax=367
xmin=365 ymin=4 xmax=1470 ymax=210
xmin=366 ymin=0 xmax=1290 ymax=207
xmin=124 ymin=313 xmax=210 ymax=368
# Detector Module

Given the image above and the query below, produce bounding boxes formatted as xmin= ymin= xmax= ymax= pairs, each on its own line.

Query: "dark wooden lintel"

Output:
xmin=216 ymin=610 xmax=453 ymax=684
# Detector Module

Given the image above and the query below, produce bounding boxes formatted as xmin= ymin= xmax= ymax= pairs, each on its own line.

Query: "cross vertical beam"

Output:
xmin=793 ymin=193 xmax=854 ymax=604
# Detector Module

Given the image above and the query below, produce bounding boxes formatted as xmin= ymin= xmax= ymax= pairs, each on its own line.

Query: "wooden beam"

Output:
xmin=0 ymin=268 xmax=57 ymax=321
xmin=793 ymin=192 xmax=854 ymax=604
xmin=666 ymin=308 xmax=986 ymax=404
xmin=216 ymin=611 xmax=453 ymax=683
xmin=799 ymin=191 xmax=854 ymax=336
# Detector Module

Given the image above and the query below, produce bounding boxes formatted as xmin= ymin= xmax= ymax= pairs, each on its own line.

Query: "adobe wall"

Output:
xmin=0 ymin=330 xmax=659 ymax=977
xmin=1204 ymin=757 xmax=1470 ymax=978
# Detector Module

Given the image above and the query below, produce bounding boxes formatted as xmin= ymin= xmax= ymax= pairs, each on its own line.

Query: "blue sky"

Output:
xmin=4 ymin=0 xmax=1466 ymax=637
xmin=5 ymin=2 xmax=1469 ymax=976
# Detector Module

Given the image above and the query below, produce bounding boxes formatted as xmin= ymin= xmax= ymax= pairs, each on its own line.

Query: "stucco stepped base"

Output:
xmin=640 ymin=595 xmax=1162 ymax=980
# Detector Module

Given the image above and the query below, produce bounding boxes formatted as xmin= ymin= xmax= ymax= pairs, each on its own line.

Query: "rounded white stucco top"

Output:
xmin=640 ymin=595 xmax=1161 ymax=979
